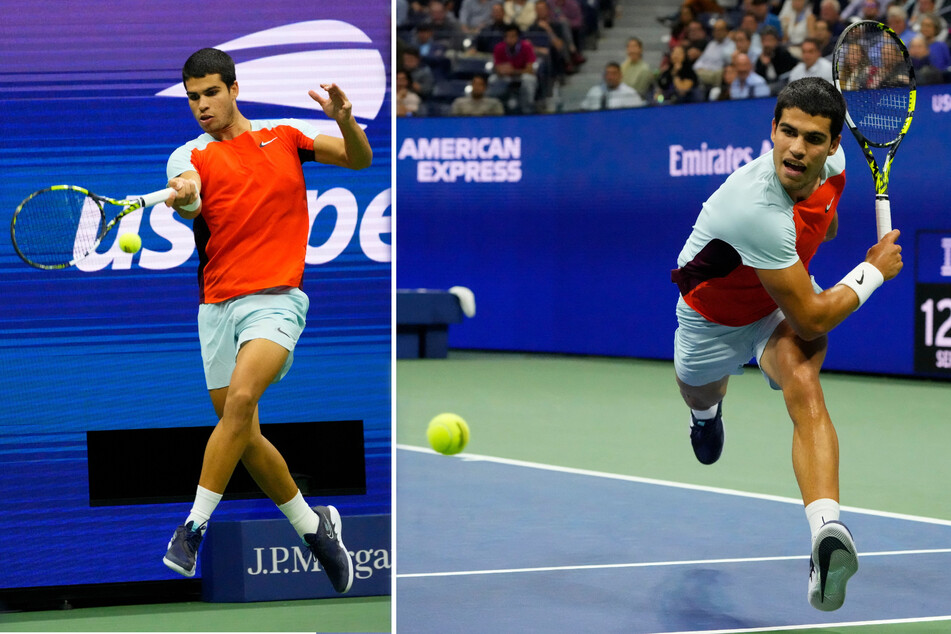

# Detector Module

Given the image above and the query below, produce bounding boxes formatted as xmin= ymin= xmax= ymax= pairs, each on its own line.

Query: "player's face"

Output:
xmin=184 ymin=74 xmax=239 ymax=135
xmin=770 ymin=107 xmax=841 ymax=200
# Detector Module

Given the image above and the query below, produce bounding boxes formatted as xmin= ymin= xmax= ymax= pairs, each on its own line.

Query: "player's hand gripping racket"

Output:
xmin=832 ymin=20 xmax=915 ymax=240
xmin=10 ymin=185 xmax=174 ymax=270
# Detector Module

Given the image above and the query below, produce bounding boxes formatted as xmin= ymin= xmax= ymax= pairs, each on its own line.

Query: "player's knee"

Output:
xmin=221 ymin=388 xmax=257 ymax=424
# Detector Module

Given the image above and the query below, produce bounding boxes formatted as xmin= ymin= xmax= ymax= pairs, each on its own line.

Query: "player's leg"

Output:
xmin=758 ymin=320 xmax=857 ymax=611
xmin=673 ymin=299 xmax=742 ymax=465
xmin=208 ymin=387 xmax=297 ymax=505
xmin=206 ymin=383 xmax=354 ymax=593
xmin=198 ymin=337 xmax=289 ymax=494
xmin=758 ymin=321 xmax=837 ymax=506
xmin=163 ymin=339 xmax=287 ymax=578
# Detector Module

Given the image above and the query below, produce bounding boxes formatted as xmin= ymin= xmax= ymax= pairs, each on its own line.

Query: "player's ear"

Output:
xmin=231 ymin=81 xmax=239 ymax=99
xmin=770 ymin=118 xmax=778 ymax=142
xmin=828 ymin=134 xmax=841 ymax=155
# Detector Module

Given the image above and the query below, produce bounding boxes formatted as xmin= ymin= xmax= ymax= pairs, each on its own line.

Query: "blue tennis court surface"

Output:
xmin=396 ymin=447 xmax=951 ymax=633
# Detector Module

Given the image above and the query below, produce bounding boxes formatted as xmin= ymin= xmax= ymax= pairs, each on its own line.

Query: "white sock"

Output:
xmin=805 ymin=498 xmax=840 ymax=540
xmin=185 ymin=485 xmax=222 ymax=532
xmin=278 ymin=490 xmax=320 ymax=539
xmin=691 ymin=403 xmax=719 ymax=422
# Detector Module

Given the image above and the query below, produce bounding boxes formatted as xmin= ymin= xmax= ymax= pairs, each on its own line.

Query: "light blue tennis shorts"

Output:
xmin=673 ymin=278 xmax=822 ymax=390
xmin=673 ymin=296 xmax=785 ymax=390
xmin=197 ymin=287 xmax=309 ymax=390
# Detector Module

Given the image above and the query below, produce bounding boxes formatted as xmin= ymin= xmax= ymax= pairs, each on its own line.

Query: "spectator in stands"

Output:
xmin=749 ymin=0 xmax=784 ymax=36
xmin=709 ymin=62 xmax=737 ymax=100
xmin=428 ymin=1 xmax=466 ymax=49
xmin=523 ymin=0 xmax=563 ymax=103
xmin=412 ymin=22 xmax=450 ymax=59
xmin=787 ymin=37 xmax=833 ymax=83
xmin=656 ymin=44 xmax=702 ymax=103
xmin=402 ymin=46 xmax=435 ymax=99
xmin=581 ymin=61 xmax=646 ymax=109
xmin=621 ymin=37 xmax=655 ymax=100
xmin=668 ymin=4 xmax=698 ymax=50
xmin=818 ymin=0 xmax=846 ymax=40
xmin=401 ymin=0 xmax=430 ymax=29
xmin=685 ymin=19 xmax=711 ymax=52
xmin=459 ymin=0 xmax=497 ymax=35
xmin=779 ymin=0 xmax=815 ymax=57
xmin=732 ymin=26 xmax=761 ymax=63
xmin=489 ymin=24 xmax=539 ymax=113
xmin=528 ymin=0 xmax=576 ymax=79
xmin=812 ymin=19 xmax=836 ymax=57
xmin=911 ymin=0 xmax=947 ymax=42
xmin=474 ymin=3 xmax=509 ymax=54
xmin=694 ymin=18 xmax=736 ymax=88
xmin=730 ymin=52 xmax=771 ymax=98
xmin=738 ymin=13 xmax=764 ymax=58
xmin=451 ymin=73 xmax=506 ymax=114
xmin=552 ymin=0 xmax=589 ymax=52
xmin=504 ymin=0 xmax=537 ymax=31
xmin=396 ymin=69 xmax=425 ymax=117
xmin=920 ymin=14 xmax=951 ymax=69
xmin=886 ymin=6 xmax=916 ymax=45
xmin=756 ymin=26 xmax=798 ymax=92
xmin=910 ymin=34 xmax=947 ymax=84
xmin=840 ymin=0 xmax=887 ymax=23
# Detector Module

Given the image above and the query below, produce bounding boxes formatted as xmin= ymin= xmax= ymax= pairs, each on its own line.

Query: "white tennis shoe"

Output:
xmin=808 ymin=520 xmax=858 ymax=611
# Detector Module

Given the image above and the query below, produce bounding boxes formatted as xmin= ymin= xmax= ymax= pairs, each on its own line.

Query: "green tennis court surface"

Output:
xmin=0 ymin=596 xmax=389 ymax=632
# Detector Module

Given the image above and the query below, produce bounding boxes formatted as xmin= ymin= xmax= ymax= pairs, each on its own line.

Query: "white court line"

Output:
xmin=397 ymin=444 xmax=951 ymax=527
xmin=660 ymin=614 xmax=951 ymax=633
xmin=396 ymin=547 xmax=951 ymax=579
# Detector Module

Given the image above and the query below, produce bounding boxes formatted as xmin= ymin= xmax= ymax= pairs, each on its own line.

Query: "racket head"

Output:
xmin=832 ymin=20 xmax=916 ymax=149
xmin=10 ymin=185 xmax=107 ymax=270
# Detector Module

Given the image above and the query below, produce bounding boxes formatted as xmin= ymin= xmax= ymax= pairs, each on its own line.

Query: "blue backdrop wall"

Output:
xmin=397 ymin=86 xmax=951 ymax=379
xmin=0 ymin=1 xmax=391 ymax=590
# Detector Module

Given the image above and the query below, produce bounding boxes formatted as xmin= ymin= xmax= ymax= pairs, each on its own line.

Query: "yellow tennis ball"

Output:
xmin=426 ymin=413 xmax=470 ymax=455
xmin=118 ymin=233 xmax=141 ymax=254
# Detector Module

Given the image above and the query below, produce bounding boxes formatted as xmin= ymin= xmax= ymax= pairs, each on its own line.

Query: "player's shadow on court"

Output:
xmin=655 ymin=568 xmax=755 ymax=629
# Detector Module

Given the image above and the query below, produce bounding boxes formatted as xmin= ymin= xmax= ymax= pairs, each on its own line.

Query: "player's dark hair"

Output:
xmin=182 ymin=48 xmax=237 ymax=87
xmin=774 ymin=77 xmax=846 ymax=139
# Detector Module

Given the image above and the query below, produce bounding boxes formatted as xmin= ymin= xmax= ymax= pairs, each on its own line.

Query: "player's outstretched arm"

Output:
xmin=166 ymin=171 xmax=202 ymax=219
xmin=757 ymin=230 xmax=902 ymax=341
xmin=308 ymin=84 xmax=373 ymax=171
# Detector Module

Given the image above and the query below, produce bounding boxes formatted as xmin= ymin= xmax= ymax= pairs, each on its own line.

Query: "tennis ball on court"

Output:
xmin=426 ymin=413 xmax=469 ymax=455
xmin=118 ymin=233 xmax=141 ymax=254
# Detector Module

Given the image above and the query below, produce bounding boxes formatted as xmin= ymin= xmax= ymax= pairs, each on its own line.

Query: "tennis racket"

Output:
xmin=11 ymin=185 xmax=174 ymax=270
xmin=832 ymin=20 xmax=915 ymax=240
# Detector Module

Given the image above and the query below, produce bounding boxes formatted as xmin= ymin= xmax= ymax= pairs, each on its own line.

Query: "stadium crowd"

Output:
xmin=395 ymin=0 xmax=951 ymax=115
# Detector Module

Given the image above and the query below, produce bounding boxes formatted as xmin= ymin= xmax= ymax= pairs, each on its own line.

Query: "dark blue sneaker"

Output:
xmin=304 ymin=505 xmax=354 ymax=594
xmin=163 ymin=521 xmax=204 ymax=578
xmin=808 ymin=520 xmax=858 ymax=611
xmin=690 ymin=402 xmax=724 ymax=465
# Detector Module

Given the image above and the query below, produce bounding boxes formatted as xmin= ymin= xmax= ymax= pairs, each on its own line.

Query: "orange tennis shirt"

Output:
xmin=167 ymin=119 xmax=317 ymax=304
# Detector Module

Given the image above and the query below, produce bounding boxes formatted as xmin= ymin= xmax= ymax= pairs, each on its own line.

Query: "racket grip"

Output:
xmin=140 ymin=187 xmax=176 ymax=208
xmin=875 ymin=196 xmax=892 ymax=241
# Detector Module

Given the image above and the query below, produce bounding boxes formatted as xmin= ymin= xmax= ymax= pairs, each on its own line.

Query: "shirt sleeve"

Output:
xmin=166 ymin=144 xmax=197 ymax=180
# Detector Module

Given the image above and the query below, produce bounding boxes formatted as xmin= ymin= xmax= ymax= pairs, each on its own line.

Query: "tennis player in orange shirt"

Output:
xmin=161 ymin=48 xmax=371 ymax=594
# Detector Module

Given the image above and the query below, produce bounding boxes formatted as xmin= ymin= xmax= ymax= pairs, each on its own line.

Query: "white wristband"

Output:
xmin=180 ymin=193 xmax=201 ymax=212
xmin=837 ymin=262 xmax=884 ymax=309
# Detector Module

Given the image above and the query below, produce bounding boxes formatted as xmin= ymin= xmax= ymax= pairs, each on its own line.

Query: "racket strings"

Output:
xmin=13 ymin=189 xmax=105 ymax=267
xmin=836 ymin=24 xmax=912 ymax=145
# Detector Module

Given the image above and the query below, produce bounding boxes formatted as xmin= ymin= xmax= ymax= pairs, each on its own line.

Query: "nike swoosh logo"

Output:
xmin=856 ymin=272 xmax=865 ymax=285
xmin=817 ymin=535 xmax=851 ymax=602
xmin=259 ymin=138 xmax=278 ymax=147
xmin=277 ymin=327 xmax=290 ymax=337
xmin=323 ymin=519 xmax=336 ymax=540
xmin=826 ymin=197 xmax=835 ymax=212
